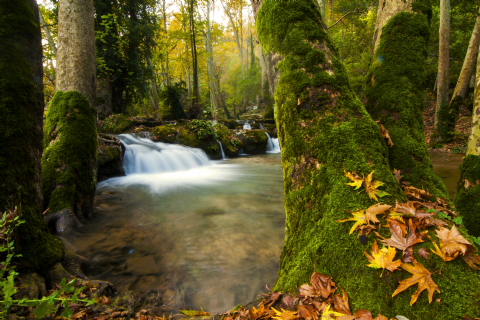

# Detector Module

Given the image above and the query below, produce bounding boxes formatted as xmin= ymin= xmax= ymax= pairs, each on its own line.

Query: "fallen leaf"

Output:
xmin=320 ymin=305 xmax=344 ymax=320
xmin=298 ymin=284 xmax=317 ymax=297
xmin=403 ymin=247 xmax=414 ymax=263
xmin=336 ymin=209 xmax=367 ymax=235
xmin=392 ymin=260 xmax=440 ymax=305
xmin=297 ymin=305 xmax=317 ymax=320
xmin=365 ymin=204 xmax=391 ymax=224
xmin=250 ymin=302 xmax=266 ymax=320
xmin=436 ymin=225 xmax=473 ymax=256
xmin=364 ymin=171 xmax=390 ymax=201
xmin=310 ymin=272 xmax=336 ymax=299
xmin=344 ymin=170 xmax=363 ymax=189
xmin=403 ymin=186 xmax=431 ymax=200
xmin=417 ymin=248 xmax=430 ymax=260
xmin=430 ymin=242 xmax=458 ymax=262
xmin=461 ymin=251 xmax=480 ymax=270
xmin=353 ymin=309 xmax=373 ymax=320
xmin=332 ymin=288 xmax=351 ymax=315
xmin=380 ymin=219 xmax=424 ymax=253
xmin=272 ymin=308 xmax=298 ymax=320
xmin=180 ymin=307 xmax=212 ymax=316
xmin=372 ymin=315 xmax=388 ymax=320
xmin=392 ymin=169 xmax=402 ymax=184
xmin=364 ymin=240 xmax=401 ymax=273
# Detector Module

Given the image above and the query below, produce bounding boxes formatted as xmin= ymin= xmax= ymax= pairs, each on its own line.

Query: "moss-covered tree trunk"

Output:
xmin=454 ymin=44 xmax=480 ymax=237
xmin=257 ymin=0 xmax=480 ymax=318
xmin=0 ymin=0 xmax=64 ymax=273
xmin=42 ymin=0 xmax=98 ymax=232
xmin=362 ymin=3 xmax=448 ymax=199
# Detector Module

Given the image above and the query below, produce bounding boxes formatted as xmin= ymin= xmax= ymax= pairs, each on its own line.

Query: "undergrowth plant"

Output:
xmin=0 ymin=209 xmax=95 ymax=319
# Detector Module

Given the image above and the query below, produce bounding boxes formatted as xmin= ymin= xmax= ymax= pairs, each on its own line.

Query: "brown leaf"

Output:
xmin=337 ymin=316 xmax=355 ymax=320
xmin=364 ymin=240 xmax=401 ymax=272
xmin=272 ymin=308 xmax=298 ymax=320
xmin=380 ymin=219 xmax=424 ymax=253
xmin=417 ymin=248 xmax=430 ymax=260
xmin=403 ymin=247 xmax=414 ymax=263
xmin=392 ymin=259 xmax=440 ymax=305
xmin=392 ymin=169 xmax=402 ymax=184
xmin=436 ymin=225 xmax=473 ymax=256
xmin=393 ymin=201 xmax=433 ymax=220
xmin=281 ymin=295 xmax=296 ymax=309
xmin=365 ymin=204 xmax=391 ymax=224
xmin=310 ymin=272 xmax=336 ymax=299
xmin=403 ymin=186 xmax=431 ymax=200
xmin=297 ymin=305 xmax=317 ymax=320
xmin=264 ymin=290 xmax=283 ymax=307
xmin=353 ymin=309 xmax=373 ymax=320
xmin=298 ymin=284 xmax=317 ymax=297
xmin=332 ymin=288 xmax=351 ymax=315
xmin=358 ymin=224 xmax=376 ymax=236
xmin=462 ymin=251 xmax=480 ymax=270
xmin=372 ymin=315 xmax=388 ymax=320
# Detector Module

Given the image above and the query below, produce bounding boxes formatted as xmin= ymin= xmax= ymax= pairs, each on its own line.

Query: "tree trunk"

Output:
xmin=42 ymin=0 xmax=98 ymax=233
xmin=454 ymin=46 xmax=480 ymax=237
xmin=443 ymin=7 xmax=480 ymax=141
xmin=39 ymin=10 xmax=57 ymax=56
xmin=435 ymin=0 xmax=450 ymax=133
xmin=163 ymin=0 xmax=170 ymax=86
xmin=0 ymin=0 xmax=64 ymax=273
xmin=222 ymin=1 xmax=245 ymax=78
xmin=363 ymin=6 xmax=448 ymax=199
xmin=257 ymin=0 xmax=480 ymax=318
xmin=188 ymin=0 xmax=201 ymax=119
xmin=371 ymin=0 xmax=412 ymax=55
xmin=204 ymin=0 xmax=218 ymax=120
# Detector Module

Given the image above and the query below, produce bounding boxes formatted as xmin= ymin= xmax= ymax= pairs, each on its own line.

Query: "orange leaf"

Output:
xmin=392 ymin=259 xmax=440 ymax=305
xmin=310 ymin=272 xmax=336 ymax=299
xmin=462 ymin=251 xmax=480 ymax=270
xmin=364 ymin=240 xmax=401 ymax=273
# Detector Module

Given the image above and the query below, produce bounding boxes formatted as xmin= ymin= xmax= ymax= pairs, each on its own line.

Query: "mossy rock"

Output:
xmin=97 ymin=135 xmax=125 ymax=181
xmin=454 ymin=154 xmax=480 ymax=237
xmin=214 ymin=124 xmax=243 ymax=157
xmin=152 ymin=121 xmax=223 ymax=159
xmin=42 ymin=91 xmax=98 ymax=232
xmin=219 ymin=119 xmax=241 ymax=129
xmin=238 ymin=129 xmax=268 ymax=154
xmin=100 ymin=114 xmax=132 ymax=133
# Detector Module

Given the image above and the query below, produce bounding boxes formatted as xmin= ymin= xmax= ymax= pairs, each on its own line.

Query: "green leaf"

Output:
xmin=60 ymin=278 xmax=75 ymax=294
xmin=60 ymin=299 xmax=73 ymax=318
xmin=452 ymin=217 xmax=463 ymax=225
xmin=33 ymin=300 xmax=57 ymax=319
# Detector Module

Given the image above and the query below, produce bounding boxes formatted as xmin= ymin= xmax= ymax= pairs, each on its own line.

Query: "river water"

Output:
xmin=59 ymin=136 xmax=463 ymax=314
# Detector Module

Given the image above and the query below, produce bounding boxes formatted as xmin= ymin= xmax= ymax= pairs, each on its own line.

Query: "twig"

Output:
xmin=327 ymin=8 xmax=360 ymax=29
xmin=161 ymin=289 xmax=175 ymax=307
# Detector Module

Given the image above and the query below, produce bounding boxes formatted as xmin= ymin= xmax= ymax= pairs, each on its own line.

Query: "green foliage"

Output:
xmin=159 ymin=83 xmax=188 ymax=120
xmin=190 ymin=119 xmax=217 ymax=140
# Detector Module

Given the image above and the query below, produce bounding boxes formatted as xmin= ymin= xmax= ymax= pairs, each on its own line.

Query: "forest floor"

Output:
xmin=423 ymin=90 xmax=472 ymax=154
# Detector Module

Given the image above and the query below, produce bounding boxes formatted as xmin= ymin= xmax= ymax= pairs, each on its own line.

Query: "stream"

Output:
xmin=59 ymin=136 xmax=464 ymax=314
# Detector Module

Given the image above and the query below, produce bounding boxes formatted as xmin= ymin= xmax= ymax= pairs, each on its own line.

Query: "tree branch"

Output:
xmin=327 ymin=8 xmax=360 ymax=29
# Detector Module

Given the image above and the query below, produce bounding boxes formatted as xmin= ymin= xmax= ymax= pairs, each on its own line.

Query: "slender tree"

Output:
xmin=257 ymin=0 xmax=480 ymax=318
xmin=187 ymin=0 xmax=201 ymax=118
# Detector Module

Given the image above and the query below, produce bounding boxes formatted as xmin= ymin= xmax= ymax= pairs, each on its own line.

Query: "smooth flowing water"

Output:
xmin=59 ymin=136 xmax=464 ymax=314
xmin=60 ymin=135 xmax=285 ymax=314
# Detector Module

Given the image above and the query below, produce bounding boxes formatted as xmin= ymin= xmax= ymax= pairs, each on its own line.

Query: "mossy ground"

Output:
xmin=257 ymin=0 xmax=480 ymax=318
xmin=454 ymin=154 xmax=480 ymax=237
xmin=0 ymin=0 xmax=63 ymax=274
xmin=362 ymin=11 xmax=448 ymax=200
xmin=42 ymin=91 xmax=98 ymax=219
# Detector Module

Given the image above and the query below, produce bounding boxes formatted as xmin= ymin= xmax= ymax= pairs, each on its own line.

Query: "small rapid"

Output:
xmin=265 ymin=132 xmax=280 ymax=153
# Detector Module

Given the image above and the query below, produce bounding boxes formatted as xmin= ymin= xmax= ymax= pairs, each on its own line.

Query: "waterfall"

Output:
xmin=117 ymin=134 xmax=210 ymax=174
xmin=217 ymin=140 xmax=226 ymax=160
xmin=243 ymin=121 xmax=252 ymax=130
xmin=265 ymin=132 xmax=281 ymax=153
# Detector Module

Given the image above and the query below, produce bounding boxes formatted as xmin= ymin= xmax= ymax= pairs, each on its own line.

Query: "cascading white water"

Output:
xmin=265 ymin=132 xmax=280 ymax=153
xmin=117 ymin=134 xmax=210 ymax=174
xmin=216 ymin=140 xmax=225 ymax=160
xmin=243 ymin=122 xmax=252 ymax=130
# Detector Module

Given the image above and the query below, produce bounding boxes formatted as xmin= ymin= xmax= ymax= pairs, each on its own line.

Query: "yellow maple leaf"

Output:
xmin=364 ymin=240 xmax=401 ymax=274
xmin=430 ymin=241 xmax=458 ymax=262
xmin=336 ymin=209 xmax=366 ymax=234
xmin=344 ymin=170 xmax=389 ymax=201
xmin=320 ymin=304 xmax=344 ymax=320
xmin=344 ymin=170 xmax=363 ymax=189
xmin=272 ymin=308 xmax=298 ymax=320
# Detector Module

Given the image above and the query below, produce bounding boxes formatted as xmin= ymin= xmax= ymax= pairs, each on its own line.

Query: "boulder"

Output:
xmin=97 ymin=134 xmax=125 ymax=181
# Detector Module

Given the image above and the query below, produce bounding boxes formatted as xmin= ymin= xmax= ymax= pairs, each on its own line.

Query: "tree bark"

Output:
xmin=0 ymin=0 xmax=64 ymax=273
xmin=257 ymin=0 xmax=480 ymax=317
xmin=451 ymin=8 xmax=480 ymax=103
xmin=435 ymin=0 xmax=450 ymax=131
xmin=203 ymin=0 xmax=218 ymax=119
xmin=42 ymin=0 xmax=98 ymax=233
xmin=56 ymin=0 xmax=96 ymax=110
xmin=371 ymin=0 xmax=412 ymax=55
xmin=188 ymin=0 xmax=201 ymax=118
xmin=454 ymin=45 xmax=480 ymax=236
xmin=363 ymin=6 xmax=448 ymax=199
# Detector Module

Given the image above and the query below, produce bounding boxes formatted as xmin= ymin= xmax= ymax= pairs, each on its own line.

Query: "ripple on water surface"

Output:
xmin=60 ymin=153 xmax=285 ymax=314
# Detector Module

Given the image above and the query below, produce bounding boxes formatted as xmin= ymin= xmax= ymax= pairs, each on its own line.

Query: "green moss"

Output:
xmin=0 ymin=0 xmax=63 ymax=274
xmin=100 ymin=114 xmax=132 ymax=133
xmin=42 ymin=91 xmax=98 ymax=215
xmin=263 ymin=80 xmax=275 ymax=119
xmin=240 ymin=129 xmax=268 ymax=154
xmin=257 ymin=0 xmax=480 ymax=318
xmin=362 ymin=11 xmax=448 ymax=199
xmin=214 ymin=124 xmax=243 ymax=157
xmin=454 ymin=154 xmax=480 ymax=237
xmin=437 ymin=95 xmax=463 ymax=144
xmin=220 ymin=119 xmax=241 ymax=129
